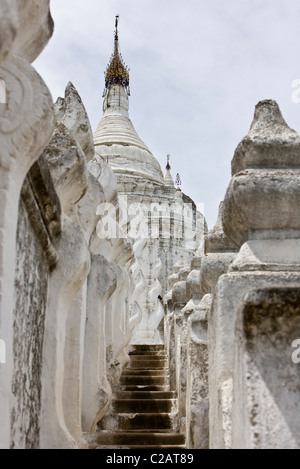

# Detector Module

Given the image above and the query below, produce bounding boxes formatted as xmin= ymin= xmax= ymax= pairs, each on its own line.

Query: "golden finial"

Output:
xmin=103 ymin=15 xmax=130 ymax=97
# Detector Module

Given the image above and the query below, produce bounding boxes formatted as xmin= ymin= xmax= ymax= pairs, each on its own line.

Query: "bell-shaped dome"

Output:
xmin=94 ymin=84 xmax=164 ymax=184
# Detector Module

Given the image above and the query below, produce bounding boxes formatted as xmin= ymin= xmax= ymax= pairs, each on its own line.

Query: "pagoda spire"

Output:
xmin=164 ymin=154 xmax=174 ymax=187
xmin=166 ymin=154 xmax=171 ymax=171
xmin=103 ymin=15 xmax=130 ymax=97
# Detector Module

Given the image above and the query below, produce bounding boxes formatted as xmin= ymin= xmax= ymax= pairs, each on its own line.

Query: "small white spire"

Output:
xmin=164 ymin=154 xmax=174 ymax=187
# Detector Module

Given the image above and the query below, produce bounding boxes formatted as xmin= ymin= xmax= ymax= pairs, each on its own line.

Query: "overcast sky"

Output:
xmin=34 ymin=0 xmax=300 ymax=229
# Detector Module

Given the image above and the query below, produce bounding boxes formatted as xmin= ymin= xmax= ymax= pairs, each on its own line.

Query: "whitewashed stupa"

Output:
xmin=93 ymin=16 xmax=205 ymax=343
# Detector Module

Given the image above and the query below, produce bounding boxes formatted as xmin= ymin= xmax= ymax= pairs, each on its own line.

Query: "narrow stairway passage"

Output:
xmin=86 ymin=345 xmax=185 ymax=449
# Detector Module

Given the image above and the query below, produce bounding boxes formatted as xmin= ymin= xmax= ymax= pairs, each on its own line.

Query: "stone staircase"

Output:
xmin=86 ymin=345 xmax=185 ymax=449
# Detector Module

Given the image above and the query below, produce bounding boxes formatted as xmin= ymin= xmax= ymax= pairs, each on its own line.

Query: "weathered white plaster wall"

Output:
xmin=0 ymin=0 xmax=55 ymax=449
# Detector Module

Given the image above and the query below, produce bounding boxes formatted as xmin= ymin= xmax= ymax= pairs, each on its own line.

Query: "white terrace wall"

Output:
xmin=165 ymin=99 xmax=300 ymax=450
xmin=221 ymin=100 xmax=300 ymax=449
xmin=0 ymin=0 xmax=55 ymax=449
xmin=0 ymin=5 xmax=139 ymax=448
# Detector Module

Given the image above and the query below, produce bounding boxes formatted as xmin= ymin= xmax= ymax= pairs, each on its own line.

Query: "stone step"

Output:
xmin=129 ymin=355 xmax=166 ymax=361
xmin=90 ymin=431 xmax=185 ymax=446
xmin=117 ymin=413 xmax=177 ymax=431
xmin=125 ymin=366 xmax=167 ymax=371
xmin=108 ymin=428 xmax=177 ymax=433
xmin=129 ymin=351 xmax=166 ymax=356
xmin=113 ymin=399 xmax=176 ymax=413
xmin=115 ymin=391 xmax=176 ymax=400
xmin=117 ymin=385 xmax=170 ymax=392
xmin=129 ymin=345 xmax=165 ymax=352
xmin=129 ymin=364 xmax=166 ymax=371
xmin=122 ymin=369 xmax=168 ymax=376
xmin=92 ymin=444 xmax=186 ymax=449
xmin=120 ymin=375 xmax=167 ymax=386
xmin=129 ymin=360 xmax=166 ymax=369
